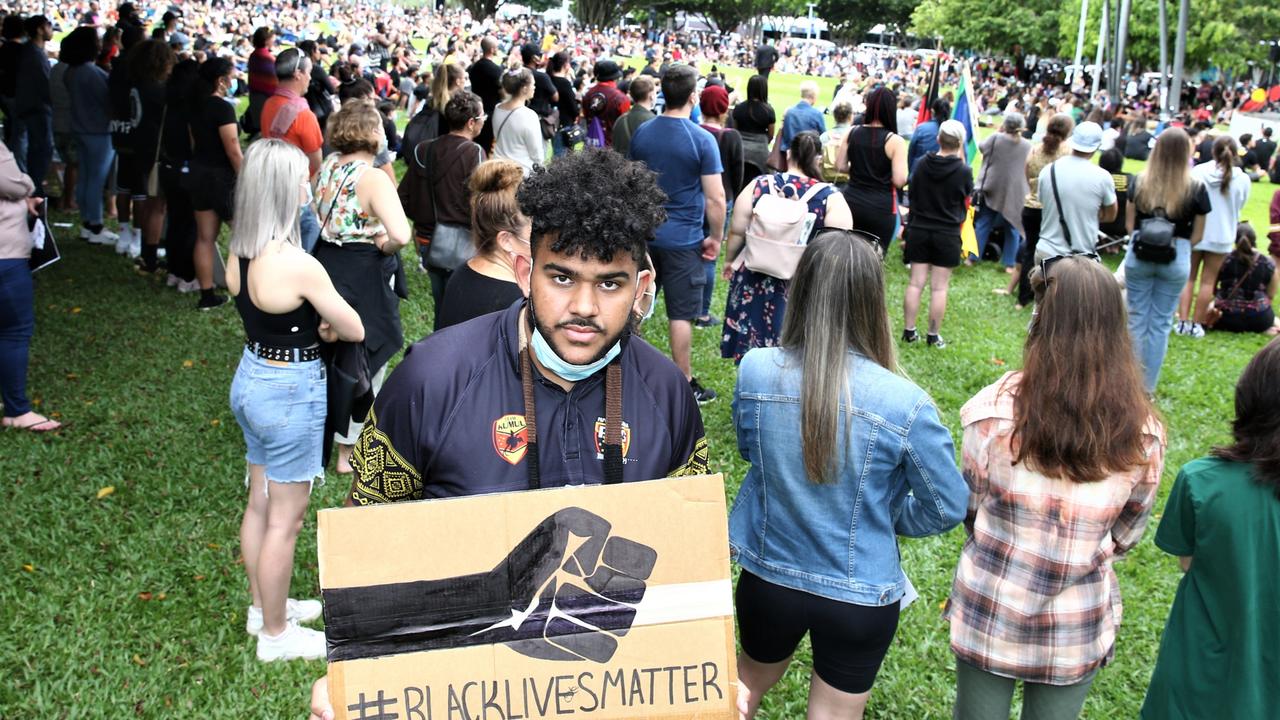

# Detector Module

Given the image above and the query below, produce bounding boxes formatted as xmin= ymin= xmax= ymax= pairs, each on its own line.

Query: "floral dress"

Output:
xmin=720 ymin=173 xmax=834 ymax=363
xmin=315 ymin=154 xmax=386 ymax=245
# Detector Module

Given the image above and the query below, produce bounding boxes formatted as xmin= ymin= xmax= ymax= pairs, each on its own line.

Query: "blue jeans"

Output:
xmin=1125 ymin=239 xmax=1191 ymax=393
xmin=0 ymin=258 xmax=34 ymax=417
xmin=974 ymin=205 xmax=1022 ymax=266
xmin=74 ymin=133 xmax=114 ymax=226
xmin=229 ymin=349 xmax=327 ymax=484
xmin=21 ymin=110 xmax=52 ymax=197
xmin=551 ymin=128 xmax=569 ymax=157
xmin=299 ymin=202 xmax=320 ymax=253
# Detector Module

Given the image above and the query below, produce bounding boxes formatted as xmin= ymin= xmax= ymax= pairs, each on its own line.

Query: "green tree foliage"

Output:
xmin=911 ymin=0 xmax=1061 ymax=55
xmin=818 ymin=0 xmax=917 ymax=40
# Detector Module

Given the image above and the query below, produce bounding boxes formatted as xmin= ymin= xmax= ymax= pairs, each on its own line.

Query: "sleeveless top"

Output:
xmin=316 ymin=155 xmax=386 ymax=245
xmin=843 ymin=125 xmax=896 ymax=212
xmin=235 ymin=256 xmax=320 ymax=349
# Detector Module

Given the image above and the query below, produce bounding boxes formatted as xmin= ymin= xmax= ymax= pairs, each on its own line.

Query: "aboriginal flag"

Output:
xmin=916 ymin=58 xmax=941 ymax=125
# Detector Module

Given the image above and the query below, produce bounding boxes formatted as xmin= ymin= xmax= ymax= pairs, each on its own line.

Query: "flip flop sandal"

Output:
xmin=4 ymin=418 xmax=63 ymax=432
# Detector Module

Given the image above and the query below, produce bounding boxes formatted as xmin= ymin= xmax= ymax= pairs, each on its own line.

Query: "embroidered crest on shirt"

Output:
xmin=592 ymin=418 xmax=631 ymax=462
xmin=493 ymin=413 xmax=530 ymax=465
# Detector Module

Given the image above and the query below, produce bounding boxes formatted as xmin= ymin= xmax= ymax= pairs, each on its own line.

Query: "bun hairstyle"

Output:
xmin=469 ymin=159 xmax=529 ymax=256
xmin=501 ymin=65 xmax=533 ymax=99
xmin=1213 ymin=135 xmax=1239 ymax=196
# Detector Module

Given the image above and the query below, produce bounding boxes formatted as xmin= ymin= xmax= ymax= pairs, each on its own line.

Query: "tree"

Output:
xmin=459 ymin=0 xmax=506 ymax=23
xmin=820 ymin=0 xmax=917 ymax=41
xmin=911 ymin=0 xmax=1061 ymax=55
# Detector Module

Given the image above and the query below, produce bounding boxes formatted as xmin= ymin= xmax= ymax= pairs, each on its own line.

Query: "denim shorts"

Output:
xmin=229 ymin=349 xmax=327 ymax=485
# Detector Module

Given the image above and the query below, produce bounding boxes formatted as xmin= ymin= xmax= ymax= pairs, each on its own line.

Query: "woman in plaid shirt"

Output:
xmin=945 ymin=256 xmax=1166 ymax=719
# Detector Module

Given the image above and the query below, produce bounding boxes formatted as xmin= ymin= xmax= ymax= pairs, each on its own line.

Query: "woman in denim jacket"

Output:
xmin=729 ymin=229 xmax=968 ymax=719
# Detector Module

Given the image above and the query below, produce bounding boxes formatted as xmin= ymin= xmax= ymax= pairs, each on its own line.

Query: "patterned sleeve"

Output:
xmin=349 ymin=363 xmax=428 ymax=505
xmin=666 ymin=382 xmax=710 ymax=478
xmin=960 ymin=418 xmax=992 ymax=537
xmin=1111 ymin=431 xmax=1166 ymax=556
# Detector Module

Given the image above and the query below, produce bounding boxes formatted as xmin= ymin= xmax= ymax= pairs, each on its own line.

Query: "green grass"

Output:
xmin=4 ymin=64 xmax=1277 ymax=718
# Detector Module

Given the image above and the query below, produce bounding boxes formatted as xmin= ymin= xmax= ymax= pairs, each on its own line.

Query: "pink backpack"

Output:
xmin=734 ymin=174 xmax=827 ymax=280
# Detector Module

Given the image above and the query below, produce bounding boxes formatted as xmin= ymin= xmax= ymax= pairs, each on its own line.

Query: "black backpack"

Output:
xmin=398 ymin=107 xmax=440 ymax=163
xmin=1132 ymin=208 xmax=1177 ymax=263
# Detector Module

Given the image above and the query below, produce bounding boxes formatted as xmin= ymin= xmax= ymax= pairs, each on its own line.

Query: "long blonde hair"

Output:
xmin=229 ymin=139 xmax=307 ymax=258
xmin=430 ymin=62 xmax=463 ymax=112
xmin=1135 ymin=127 xmax=1194 ymax=214
xmin=779 ymin=230 xmax=897 ymax=482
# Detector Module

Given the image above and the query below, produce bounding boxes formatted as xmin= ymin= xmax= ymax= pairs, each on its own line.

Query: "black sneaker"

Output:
xmin=689 ymin=377 xmax=717 ymax=404
xmin=694 ymin=314 xmax=720 ymax=329
xmin=197 ymin=293 xmax=229 ymax=311
xmin=902 ymin=328 xmax=919 ymax=343
xmin=926 ymin=333 xmax=947 ymax=349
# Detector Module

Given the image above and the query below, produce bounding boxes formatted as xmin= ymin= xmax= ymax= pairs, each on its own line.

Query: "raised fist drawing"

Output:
xmin=323 ymin=507 xmax=657 ymax=663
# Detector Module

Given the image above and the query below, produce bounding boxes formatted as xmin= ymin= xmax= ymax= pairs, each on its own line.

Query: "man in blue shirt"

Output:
xmin=779 ymin=81 xmax=826 ymax=152
xmin=628 ymin=64 xmax=725 ymax=404
xmin=907 ymin=98 xmax=951 ymax=179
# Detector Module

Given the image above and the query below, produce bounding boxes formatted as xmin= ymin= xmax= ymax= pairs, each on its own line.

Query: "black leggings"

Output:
xmin=1017 ymin=207 xmax=1042 ymax=306
xmin=735 ymin=571 xmax=900 ymax=694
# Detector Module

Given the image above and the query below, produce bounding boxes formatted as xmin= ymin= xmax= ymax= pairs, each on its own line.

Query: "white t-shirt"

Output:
xmin=491 ymin=104 xmax=545 ymax=177
xmin=1036 ymin=155 xmax=1118 ymax=259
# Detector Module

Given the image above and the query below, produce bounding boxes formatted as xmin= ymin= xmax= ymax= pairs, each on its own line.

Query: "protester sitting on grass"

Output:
xmin=225 ymin=139 xmax=363 ymax=662
xmin=731 ymin=229 xmax=967 ymax=720
xmin=1208 ymin=223 xmax=1278 ymax=335
xmin=947 ymin=256 xmax=1164 ymax=720
xmin=1140 ymin=337 xmax=1280 ymax=719
xmin=902 ymin=120 xmax=972 ymax=349
xmin=1180 ymin=135 xmax=1251 ymax=338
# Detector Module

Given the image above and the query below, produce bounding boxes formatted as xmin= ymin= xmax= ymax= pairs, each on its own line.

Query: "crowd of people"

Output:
xmin=1 ymin=2 xmax=1278 ymax=719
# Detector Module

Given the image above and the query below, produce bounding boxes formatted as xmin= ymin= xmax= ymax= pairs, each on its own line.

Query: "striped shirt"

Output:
xmin=945 ymin=372 xmax=1165 ymax=685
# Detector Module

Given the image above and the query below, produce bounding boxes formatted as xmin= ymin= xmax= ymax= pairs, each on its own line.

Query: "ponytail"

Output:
xmin=1213 ymin=135 xmax=1238 ymax=196
xmin=788 ymin=131 xmax=823 ymax=179
xmin=1234 ymin=222 xmax=1258 ymax=272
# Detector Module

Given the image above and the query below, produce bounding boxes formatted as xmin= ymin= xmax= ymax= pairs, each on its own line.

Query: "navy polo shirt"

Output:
xmin=349 ymin=301 xmax=709 ymax=504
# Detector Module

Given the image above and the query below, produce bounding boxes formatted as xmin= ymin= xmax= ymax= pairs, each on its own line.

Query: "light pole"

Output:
xmin=1158 ymin=0 xmax=1169 ymax=113
xmin=1113 ymin=0 xmax=1132 ymax=99
xmin=1170 ymin=0 xmax=1188 ymax=115
xmin=1093 ymin=0 xmax=1108 ymax=98
xmin=806 ymin=3 xmax=817 ymax=40
xmin=1071 ymin=0 xmax=1090 ymax=88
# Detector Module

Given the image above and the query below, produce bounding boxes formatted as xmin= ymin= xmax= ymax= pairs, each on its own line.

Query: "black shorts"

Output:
xmin=650 ymin=245 xmax=705 ymax=322
xmin=115 ymin=152 xmax=147 ymax=197
xmin=903 ymin=227 xmax=962 ymax=268
xmin=735 ymin=571 xmax=900 ymax=694
xmin=185 ymin=164 xmax=235 ymax=221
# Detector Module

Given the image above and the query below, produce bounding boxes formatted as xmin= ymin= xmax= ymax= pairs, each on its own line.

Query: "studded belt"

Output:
xmin=245 ymin=339 xmax=321 ymax=363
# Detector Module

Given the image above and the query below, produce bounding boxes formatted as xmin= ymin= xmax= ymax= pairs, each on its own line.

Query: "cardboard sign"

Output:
xmin=318 ymin=474 xmax=737 ymax=720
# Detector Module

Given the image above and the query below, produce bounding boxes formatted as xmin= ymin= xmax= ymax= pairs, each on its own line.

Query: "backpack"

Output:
xmin=1132 ymin=208 xmax=1177 ymax=263
xmin=735 ymin=174 xmax=828 ymax=280
xmin=398 ymin=108 xmax=440 ymax=163
xmin=820 ymin=129 xmax=849 ymax=184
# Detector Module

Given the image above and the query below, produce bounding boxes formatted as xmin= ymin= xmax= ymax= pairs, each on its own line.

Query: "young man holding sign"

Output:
xmin=310 ymin=148 xmax=711 ymax=720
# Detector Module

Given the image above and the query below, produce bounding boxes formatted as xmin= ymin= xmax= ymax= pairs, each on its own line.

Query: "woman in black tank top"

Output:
xmin=223 ymin=140 xmax=364 ymax=662
xmin=838 ymin=87 xmax=909 ymax=255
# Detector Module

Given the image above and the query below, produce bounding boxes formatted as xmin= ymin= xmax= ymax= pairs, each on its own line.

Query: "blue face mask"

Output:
xmin=529 ymin=325 xmax=621 ymax=382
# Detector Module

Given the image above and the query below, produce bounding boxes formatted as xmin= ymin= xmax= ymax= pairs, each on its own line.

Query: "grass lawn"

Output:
xmin=4 ymin=65 xmax=1277 ymax=718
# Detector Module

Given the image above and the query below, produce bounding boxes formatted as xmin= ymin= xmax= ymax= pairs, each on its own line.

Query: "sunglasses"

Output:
xmin=1039 ymin=252 xmax=1101 ymax=280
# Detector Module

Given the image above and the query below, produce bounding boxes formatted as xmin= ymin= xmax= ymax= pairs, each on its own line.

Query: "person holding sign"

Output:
xmin=310 ymin=148 xmax=710 ymax=719
xmin=729 ymin=229 xmax=968 ymax=720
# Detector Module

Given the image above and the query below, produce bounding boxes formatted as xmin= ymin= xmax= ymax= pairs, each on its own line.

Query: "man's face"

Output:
xmin=517 ymin=245 xmax=652 ymax=367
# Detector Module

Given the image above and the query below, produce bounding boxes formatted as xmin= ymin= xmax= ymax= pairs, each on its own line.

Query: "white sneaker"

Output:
xmin=127 ymin=232 xmax=142 ymax=259
xmin=246 ymin=598 xmax=323 ymax=636
xmin=255 ymin=620 xmax=326 ymax=662
xmin=156 ymin=246 xmax=167 ymax=260
xmin=1188 ymin=323 xmax=1206 ymax=339
xmin=166 ymin=273 xmax=181 ymax=288
xmin=114 ymin=226 xmax=132 ymax=254
xmin=86 ymin=228 xmax=120 ymax=245
xmin=176 ymin=278 xmax=201 ymax=293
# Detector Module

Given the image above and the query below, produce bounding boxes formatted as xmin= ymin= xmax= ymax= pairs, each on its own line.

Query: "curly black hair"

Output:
xmin=517 ymin=149 xmax=667 ymax=265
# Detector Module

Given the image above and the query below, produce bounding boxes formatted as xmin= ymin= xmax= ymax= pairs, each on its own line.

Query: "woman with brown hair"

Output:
xmin=433 ymin=158 xmax=531 ymax=331
xmin=1181 ymin=135 xmax=1252 ymax=337
xmin=1140 ymin=338 xmax=1280 ymax=719
xmin=1124 ymin=127 xmax=1210 ymax=392
xmin=1209 ymin=223 xmax=1278 ymax=334
xmin=947 ymin=256 xmax=1165 ymax=720
xmin=731 ymin=229 xmax=965 ymax=720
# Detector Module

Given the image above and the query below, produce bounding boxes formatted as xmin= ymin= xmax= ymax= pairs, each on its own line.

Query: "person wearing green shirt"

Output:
xmin=1141 ymin=338 xmax=1280 ymax=720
